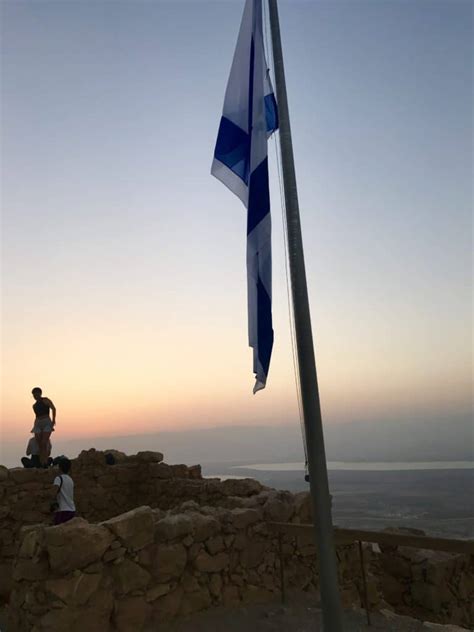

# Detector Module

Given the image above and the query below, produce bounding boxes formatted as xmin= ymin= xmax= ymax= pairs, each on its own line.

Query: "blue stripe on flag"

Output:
xmin=247 ymin=158 xmax=270 ymax=236
xmin=214 ymin=117 xmax=251 ymax=185
xmin=265 ymin=93 xmax=278 ymax=133
xmin=257 ymin=276 xmax=273 ymax=378
xmin=248 ymin=37 xmax=255 ymax=134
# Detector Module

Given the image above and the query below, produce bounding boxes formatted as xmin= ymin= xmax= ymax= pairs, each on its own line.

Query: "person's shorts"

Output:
xmin=31 ymin=416 xmax=53 ymax=434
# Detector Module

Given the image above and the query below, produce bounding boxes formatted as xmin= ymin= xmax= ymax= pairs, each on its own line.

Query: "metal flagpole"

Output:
xmin=267 ymin=1 xmax=344 ymax=630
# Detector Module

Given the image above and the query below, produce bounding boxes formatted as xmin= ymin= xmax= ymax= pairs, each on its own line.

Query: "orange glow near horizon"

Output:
xmin=2 ymin=281 xmax=472 ymax=445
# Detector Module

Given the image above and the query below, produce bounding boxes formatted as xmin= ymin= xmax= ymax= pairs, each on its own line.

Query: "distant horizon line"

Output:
xmin=4 ymin=414 xmax=471 ymax=446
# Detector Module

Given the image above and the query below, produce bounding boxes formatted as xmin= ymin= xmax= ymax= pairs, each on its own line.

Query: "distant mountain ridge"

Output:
xmin=2 ymin=415 xmax=471 ymax=469
xmin=43 ymin=416 xmax=474 ymax=464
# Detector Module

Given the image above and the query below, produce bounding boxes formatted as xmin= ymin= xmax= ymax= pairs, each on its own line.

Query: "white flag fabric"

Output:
xmin=212 ymin=0 xmax=278 ymax=393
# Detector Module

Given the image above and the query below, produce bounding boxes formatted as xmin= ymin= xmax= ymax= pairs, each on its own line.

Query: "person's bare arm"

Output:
xmin=45 ymin=398 xmax=56 ymax=424
xmin=51 ymin=477 xmax=61 ymax=500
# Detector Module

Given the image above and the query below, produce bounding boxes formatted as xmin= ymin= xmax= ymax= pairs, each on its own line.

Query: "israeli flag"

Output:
xmin=212 ymin=0 xmax=278 ymax=393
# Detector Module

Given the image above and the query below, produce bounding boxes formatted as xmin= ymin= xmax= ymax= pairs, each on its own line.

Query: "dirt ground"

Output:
xmin=160 ymin=596 xmax=434 ymax=632
xmin=1 ymin=599 xmax=469 ymax=632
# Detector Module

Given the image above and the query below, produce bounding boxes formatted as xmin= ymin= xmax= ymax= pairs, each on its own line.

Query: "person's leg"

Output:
xmin=39 ymin=431 xmax=52 ymax=466
xmin=21 ymin=457 xmax=32 ymax=468
xmin=54 ymin=511 xmax=76 ymax=525
xmin=35 ymin=432 xmax=44 ymax=466
xmin=31 ymin=455 xmax=41 ymax=468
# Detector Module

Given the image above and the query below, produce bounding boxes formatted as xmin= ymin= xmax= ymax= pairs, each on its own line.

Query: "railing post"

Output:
xmin=358 ymin=540 xmax=371 ymax=626
xmin=278 ymin=533 xmax=286 ymax=604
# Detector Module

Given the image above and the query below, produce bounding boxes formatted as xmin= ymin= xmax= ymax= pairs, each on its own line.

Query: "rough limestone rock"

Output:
xmin=194 ymin=551 xmax=229 ymax=573
xmin=45 ymin=572 xmax=101 ymax=606
xmin=154 ymin=543 xmax=187 ymax=582
xmin=130 ymin=451 xmax=164 ymax=463
xmin=240 ymin=540 xmax=266 ymax=569
xmin=188 ymin=464 xmax=202 ymax=479
xmin=0 ymin=465 xmax=9 ymax=482
xmin=294 ymin=491 xmax=313 ymax=523
xmin=103 ymin=505 xmax=154 ymax=551
xmin=206 ymin=535 xmax=225 ymax=555
xmin=18 ymin=525 xmax=44 ymax=559
xmin=9 ymin=467 xmax=51 ymax=484
xmin=146 ymin=583 xmax=171 ymax=602
xmin=263 ymin=493 xmax=294 ymax=523
xmin=209 ymin=572 xmax=223 ymax=598
xmin=188 ymin=512 xmax=220 ymax=542
xmin=411 ymin=580 xmax=452 ymax=613
xmin=380 ymin=551 xmax=412 ymax=579
xmin=153 ymin=586 xmax=184 ymax=618
xmin=113 ymin=558 xmax=151 ymax=594
xmin=75 ymin=448 xmax=108 ymax=467
xmin=38 ymin=588 xmax=114 ymax=632
xmin=231 ymin=507 xmax=262 ymax=529
xmin=149 ymin=463 xmax=173 ymax=479
xmin=45 ymin=518 xmax=114 ymax=573
xmin=155 ymin=514 xmax=194 ymax=541
xmin=220 ymin=478 xmax=263 ymax=497
xmin=180 ymin=585 xmax=212 ymax=615
xmin=0 ymin=562 xmax=12 ymax=599
xmin=380 ymin=573 xmax=405 ymax=604
xmin=103 ymin=449 xmax=128 ymax=463
xmin=12 ymin=556 xmax=49 ymax=581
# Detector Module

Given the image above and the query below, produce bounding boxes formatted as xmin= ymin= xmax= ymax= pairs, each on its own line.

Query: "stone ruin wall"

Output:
xmin=0 ymin=449 xmax=264 ymax=599
xmin=8 ymin=499 xmax=335 ymax=631
xmin=1 ymin=449 xmax=473 ymax=630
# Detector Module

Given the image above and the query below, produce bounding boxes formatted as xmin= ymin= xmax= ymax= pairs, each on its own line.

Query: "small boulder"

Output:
xmin=113 ymin=558 xmax=151 ymax=594
xmin=45 ymin=518 xmax=114 ymax=574
xmin=188 ymin=512 xmax=220 ymax=542
xmin=231 ymin=508 xmax=262 ymax=529
xmin=194 ymin=551 xmax=229 ymax=573
xmin=153 ymin=586 xmax=184 ymax=619
xmin=103 ymin=506 xmax=154 ymax=551
xmin=220 ymin=478 xmax=263 ymax=497
xmin=130 ymin=451 xmax=164 ymax=463
xmin=155 ymin=514 xmax=194 ymax=541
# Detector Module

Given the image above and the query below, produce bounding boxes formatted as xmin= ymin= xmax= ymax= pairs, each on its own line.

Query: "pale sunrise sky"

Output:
xmin=1 ymin=0 xmax=472 ymax=457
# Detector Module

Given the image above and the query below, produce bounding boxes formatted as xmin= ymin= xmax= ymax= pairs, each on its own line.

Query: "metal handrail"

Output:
xmin=268 ymin=522 xmax=474 ymax=626
xmin=268 ymin=522 xmax=474 ymax=554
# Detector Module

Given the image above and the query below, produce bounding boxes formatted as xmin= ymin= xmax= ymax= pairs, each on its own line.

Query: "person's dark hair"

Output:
xmin=58 ymin=457 xmax=71 ymax=474
xmin=32 ymin=387 xmax=42 ymax=396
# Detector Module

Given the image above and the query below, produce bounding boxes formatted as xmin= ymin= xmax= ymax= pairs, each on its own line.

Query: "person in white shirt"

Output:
xmin=22 ymin=437 xmax=52 ymax=469
xmin=53 ymin=457 xmax=76 ymax=525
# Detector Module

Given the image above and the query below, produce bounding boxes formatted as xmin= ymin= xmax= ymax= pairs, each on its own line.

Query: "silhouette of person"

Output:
xmin=21 ymin=436 xmax=52 ymax=468
xmin=31 ymin=387 xmax=56 ymax=467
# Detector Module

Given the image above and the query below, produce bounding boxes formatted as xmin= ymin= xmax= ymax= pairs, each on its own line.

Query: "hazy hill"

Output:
xmin=35 ymin=417 xmax=474 ymax=464
xmin=2 ymin=414 xmax=471 ymax=468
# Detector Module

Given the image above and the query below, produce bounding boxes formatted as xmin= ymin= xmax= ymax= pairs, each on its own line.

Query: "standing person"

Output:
xmin=31 ymin=387 xmax=56 ymax=466
xmin=52 ymin=457 xmax=76 ymax=525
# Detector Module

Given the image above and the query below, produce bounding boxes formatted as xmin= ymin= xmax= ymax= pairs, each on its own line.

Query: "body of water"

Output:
xmin=204 ymin=461 xmax=474 ymax=539
xmin=233 ymin=461 xmax=474 ymax=472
